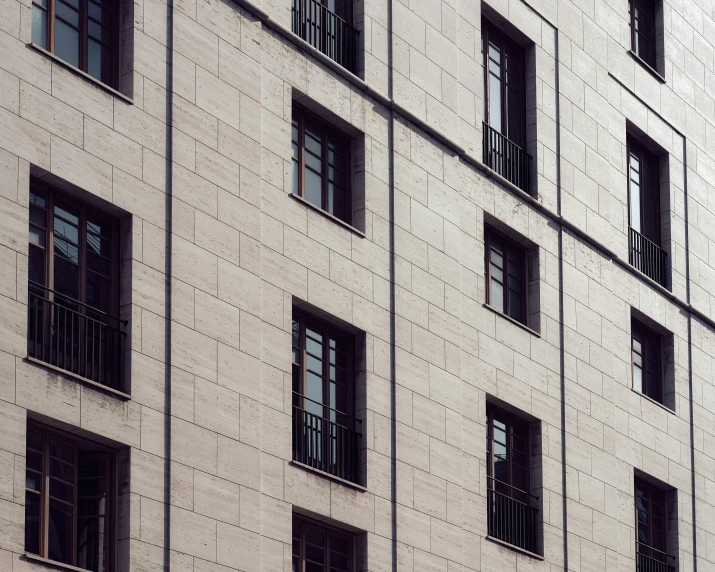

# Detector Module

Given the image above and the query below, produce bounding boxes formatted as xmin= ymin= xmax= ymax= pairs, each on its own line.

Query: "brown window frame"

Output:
xmin=481 ymin=18 xmax=526 ymax=148
xmin=292 ymin=102 xmax=353 ymax=225
xmin=292 ymin=514 xmax=354 ymax=572
xmin=631 ymin=319 xmax=663 ymax=403
xmin=292 ymin=308 xmax=355 ymax=421
xmin=635 ymin=478 xmax=669 ymax=563
xmin=485 ymin=226 xmax=528 ymax=325
xmin=29 ymin=180 xmax=120 ymax=318
xmin=31 ymin=0 xmax=120 ymax=89
xmin=25 ymin=421 xmax=115 ymax=572
xmin=629 ymin=0 xmax=657 ymax=69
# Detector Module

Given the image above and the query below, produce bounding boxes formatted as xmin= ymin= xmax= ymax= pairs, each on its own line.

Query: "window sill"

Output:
xmin=483 ymin=304 xmax=540 ymax=338
xmin=27 ymin=43 xmax=134 ymax=104
xmin=25 ymin=356 xmax=131 ymax=400
xmin=485 ymin=536 xmax=544 ymax=560
xmin=627 ymin=50 xmax=666 ymax=84
xmin=24 ymin=553 xmax=94 ymax=572
xmin=289 ymin=193 xmax=366 ymax=238
xmin=290 ymin=460 xmax=367 ymax=492
xmin=631 ymin=387 xmax=675 ymax=415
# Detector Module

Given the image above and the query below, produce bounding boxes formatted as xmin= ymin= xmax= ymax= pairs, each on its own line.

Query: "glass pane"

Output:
xmin=54 ymin=18 xmax=79 ymax=68
xmin=87 ymin=253 xmax=111 ymax=276
xmin=48 ymin=499 xmax=74 ymax=564
xmin=56 ymin=0 xmax=79 ymax=26
xmin=491 ymin=278 xmax=504 ymax=311
xmin=30 ymin=188 xmax=47 ymax=207
xmin=50 ymin=457 xmax=75 ymax=481
xmin=54 ymin=256 xmax=79 ymax=299
xmin=305 ymin=526 xmax=325 ymax=547
xmin=292 ymin=320 xmax=300 ymax=347
xmin=28 ymin=429 xmax=43 ymax=451
xmin=26 ymin=471 xmax=42 ymax=491
xmin=77 ymin=516 xmax=105 ymax=572
xmin=306 ymin=354 xmax=322 ymax=375
xmin=51 ymin=439 xmax=74 ymax=463
xmin=292 ymin=159 xmax=299 ymax=195
xmin=25 ymin=492 xmax=42 ymax=554
xmin=29 ymin=226 xmax=46 ymax=247
xmin=304 ymin=168 xmax=322 ymax=209
xmin=305 ymin=151 xmax=322 ymax=173
xmin=508 ymin=289 xmax=522 ymax=322
xmin=328 ymin=183 xmax=347 ymax=222
xmin=88 ymin=20 xmax=111 ymax=43
xmin=50 ymin=478 xmax=75 ymax=502
xmin=633 ymin=364 xmax=643 ymax=392
xmin=54 ymin=236 xmax=79 ymax=263
xmin=489 ymin=72 xmax=502 ymax=132
xmin=27 ymin=450 xmax=43 ymax=471
xmin=29 ymin=246 xmax=46 ymax=285
xmin=306 ymin=371 xmax=324 ymax=414
xmin=86 ymin=272 xmax=110 ymax=312
xmin=54 ymin=217 xmax=79 ymax=244
xmin=31 ymin=5 xmax=48 ymax=48
xmin=304 ymin=124 xmax=323 ymax=156
xmin=30 ymin=205 xmax=46 ymax=227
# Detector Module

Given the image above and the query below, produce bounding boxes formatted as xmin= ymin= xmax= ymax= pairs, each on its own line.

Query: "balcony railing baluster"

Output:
xmin=27 ymin=282 xmax=125 ymax=390
xmin=636 ymin=543 xmax=676 ymax=572
xmin=292 ymin=400 xmax=361 ymax=484
xmin=482 ymin=122 xmax=533 ymax=194
xmin=629 ymin=227 xmax=667 ymax=287
xmin=487 ymin=477 xmax=539 ymax=554
xmin=291 ymin=0 xmax=359 ymax=73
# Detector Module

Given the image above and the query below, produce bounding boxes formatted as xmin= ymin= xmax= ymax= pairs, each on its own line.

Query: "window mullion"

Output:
xmin=323 ymin=126 xmax=328 ymax=213
xmin=42 ymin=430 xmax=50 ymax=559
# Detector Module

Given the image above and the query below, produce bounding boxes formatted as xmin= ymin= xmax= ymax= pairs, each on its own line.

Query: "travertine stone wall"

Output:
xmin=1 ymin=0 xmax=715 ymax=571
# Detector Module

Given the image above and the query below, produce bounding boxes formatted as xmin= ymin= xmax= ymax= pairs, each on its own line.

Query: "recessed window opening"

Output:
xmin=486 ymin=226 xmax=527 ymax=325
xmin=635 ymin=476 xmax=677 ymax=572
xmin=292 ymin=103 xmax=353 ymax=225
xmin=292 ymin=514 xmax=355 ymax=572
xmin=31 ymin=0 xmax=119 ymax=87
xmin=25 ymin=422 xmax=115 ymax=572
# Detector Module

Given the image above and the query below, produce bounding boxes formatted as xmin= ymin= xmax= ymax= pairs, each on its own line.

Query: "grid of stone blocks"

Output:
xmin=1 ymin=0 xmax=715 ymax=571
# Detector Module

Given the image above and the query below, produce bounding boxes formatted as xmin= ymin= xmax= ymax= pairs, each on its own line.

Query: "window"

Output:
xmin=292 ymin=104 xmax=352 ymax=225
xmin=486 ymin=226 xmax=527 ymax=325
xmin=635 ymin=479 xmax=674 ymax=569
xmin=31 ymin=0 xmax=118 ymax=87
xmin=486 ymin=404 xmax=538 ymax=554
xmin=629 ymin=0 xmax=656 ymax=68
xmin=632 ymin=319 xmax=662 ymax=403
xmin=25 ymin=422 xmax=114 ymax=572
xmin=292 ymin=309 xmax=360 ymax=483
xmin=627 ymin=136 xmax=667 ymax=286
xmin=27 ymin=182 xmax=124 ymax=389
xmin=291 ymin=0 xmax=358 ymax=72
xmin=481 ymin=18 xmax=532 ymax=193
xmin=292 ymin=515 xmax=354 ymax=572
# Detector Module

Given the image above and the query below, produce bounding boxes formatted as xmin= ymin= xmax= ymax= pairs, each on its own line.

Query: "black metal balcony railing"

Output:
xmin=629 ymin=227 xmax=668 ymax=287
xmin=487 ymin=477 xmax=539 ymax=554
xmin=291 ymin=0 xmax=359 ymax=73
xmin=482 ymin=122 xmax=533 ymax=194
xmin=292 ymin=392 xmax=361 ymax=483
xmin=636 ymin=542 xmax=676 ymax=572
xmin=27 ymin=282 xmax=126 ymax=390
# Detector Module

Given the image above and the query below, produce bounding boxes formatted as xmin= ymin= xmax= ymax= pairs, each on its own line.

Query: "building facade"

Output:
xmin=1 ymin=0 xmax=714 ymax=570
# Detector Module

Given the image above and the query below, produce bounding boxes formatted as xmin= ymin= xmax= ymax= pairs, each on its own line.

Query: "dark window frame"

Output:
xmin=292 ymin=103 xmax=353 ymax=225
xmin=292 ymin=514 xmax=355 ymax=572
xmin=292 ymin=308 xmax=355 ymax=422
xmin=31 ymin=0 xmax=120 ymax=88
xmin=481 ymin=18 xmax=526 ymax=148
xmin=28 ymin=180 xmax=120 ymax=319
xmin=629 ymin=0 xmax=657 ymax=70
xmin=631 ymin=319 xmax=663 ymax=404
xmin=25 ymin=421 xmax=115 ymax=572
xmin=635 ymin=478 xmax=669 ymax=563
xmin=627 ymin=136 xmax=661 ymax=246
xmin=485 ymin=226 xmax=528 ymax=325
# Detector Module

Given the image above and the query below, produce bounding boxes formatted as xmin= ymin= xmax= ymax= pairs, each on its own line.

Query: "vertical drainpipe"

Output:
xmin=387 ymin=0 xmax=396 ymax=569
xmin=163 ymin=0 xmax=174 ymax=568
xmin=683 ymin=137 xmax=696 ymax=571
xmin=554 ymin=28 xmax=569 ymax=572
